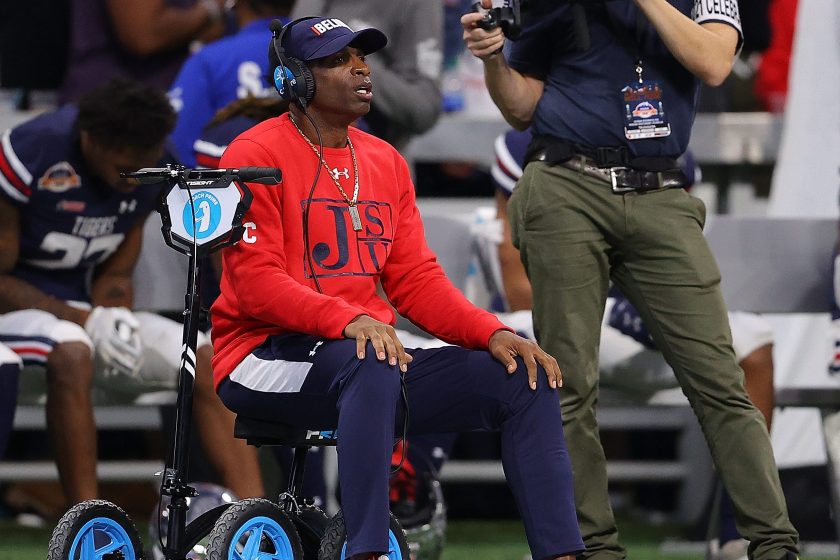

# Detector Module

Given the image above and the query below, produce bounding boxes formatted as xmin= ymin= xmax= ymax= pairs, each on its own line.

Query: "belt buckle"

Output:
xmin=609 ymin=167 xmax=635 ymax=194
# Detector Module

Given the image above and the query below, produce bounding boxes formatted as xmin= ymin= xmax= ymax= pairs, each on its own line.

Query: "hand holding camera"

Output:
xmin=472 ymin=1 xmax=522 ymax=40
xmin=461 ymin=1 xmax=506 ymax=60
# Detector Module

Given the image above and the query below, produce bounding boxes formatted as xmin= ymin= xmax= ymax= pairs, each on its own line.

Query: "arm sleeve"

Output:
xmin=507 ymin=9 xmax=559 ymax=80
xmin=0 ymin=126 xmax=37 ymax=206
xmin=692 ymin=0 xmax=744 ymax=52
xmin=219 ymin=139 xmax=368 ymax=339
xmin=168 ymin=53 xmax=216 ymax=168
xmin=380 ymin=153 xmax=509 ymax=349
xmin=365 ymin=0 xmax=443 ymax=135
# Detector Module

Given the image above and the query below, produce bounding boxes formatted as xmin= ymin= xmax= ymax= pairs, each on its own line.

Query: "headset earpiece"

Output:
xmin=270 ymin=17 xmax=317 ymax=107
xmin=273 ymin=57 xmax=315 ymax=105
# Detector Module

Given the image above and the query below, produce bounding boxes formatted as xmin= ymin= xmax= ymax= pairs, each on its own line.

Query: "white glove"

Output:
xmin=84 ymin=306 xmax=144 ymax=380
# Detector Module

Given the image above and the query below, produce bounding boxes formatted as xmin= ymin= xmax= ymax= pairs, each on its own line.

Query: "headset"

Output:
xmin=269 ymin=17 xmax=318 ymax=108
xmin=269 ymin=17 xmax=325 ymax=295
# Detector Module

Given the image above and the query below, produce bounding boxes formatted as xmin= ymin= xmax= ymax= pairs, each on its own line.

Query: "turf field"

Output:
xmin=1 ymin=518 xmax=836 ymax=560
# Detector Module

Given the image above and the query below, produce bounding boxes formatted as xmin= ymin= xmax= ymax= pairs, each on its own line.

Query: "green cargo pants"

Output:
xmin=508 ymin=162 xmax=799 ymax=560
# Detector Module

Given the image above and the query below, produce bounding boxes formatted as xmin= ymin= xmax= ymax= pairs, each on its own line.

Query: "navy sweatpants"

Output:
xmin=218 ymin=334 xmax=583 ymax=559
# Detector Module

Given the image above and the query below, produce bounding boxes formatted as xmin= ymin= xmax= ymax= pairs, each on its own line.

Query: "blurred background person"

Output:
xmin=168 ymin=0 xmax=296 ymax=167
xmin=0 ymin=79 xmax=263 ymax=508
xmin=413 ymin=0 xmax=494 ymax=199
xmin=754 ymin=0 xmax=798 ymax=113
xmin=290 ymin=0 xmax=443 ymax=151
xmin=59 ymin=0 xmax=228 ymax=104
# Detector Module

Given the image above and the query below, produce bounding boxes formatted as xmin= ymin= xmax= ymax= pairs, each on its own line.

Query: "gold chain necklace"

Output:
xmin=290 ymin=115 xmax=362 ymax=231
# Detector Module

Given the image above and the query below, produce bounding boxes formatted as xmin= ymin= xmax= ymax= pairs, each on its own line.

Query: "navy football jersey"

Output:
xmin=193 ymin=114 xmax=259 ymax=169
xmin=490 ymin=128 xmax=532 ymax=197
xmin=0 ymin=106 xmax=162 ymax=302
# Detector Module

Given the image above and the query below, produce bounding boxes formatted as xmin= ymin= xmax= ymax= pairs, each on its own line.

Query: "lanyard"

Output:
xmin=603 ymin=4 xmax=649 ymax=82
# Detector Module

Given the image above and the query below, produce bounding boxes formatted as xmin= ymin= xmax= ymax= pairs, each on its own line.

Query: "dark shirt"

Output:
xmin=508 ymin=0 xmax=742 ymax=158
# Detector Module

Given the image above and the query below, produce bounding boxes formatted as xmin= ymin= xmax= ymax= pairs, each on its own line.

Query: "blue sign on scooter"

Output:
xmin=182 ymin=191 xmax=222 ymax=239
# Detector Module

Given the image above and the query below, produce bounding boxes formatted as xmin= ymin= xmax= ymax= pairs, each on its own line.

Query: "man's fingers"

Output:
xmin=501 ymin=350 xmax=517 ymax=374
xmin=547 ymin=354 xmax=563 ymax=388
xmin=356 ymin=333 xmax=367 ymax=359
xmin=391 ymin=335 xmax=412 ymax=372
xmin=463 ymin=29 xmax=504 ymax=50
xmin=525 ymin=354 xmax=538 ymax=390
xmin=460 ymin=12 xmax=485 ymax=27
xmin=370 ymin=332 xmax=387 ymax=361
xmin=353 ymin=324 xmax=415 ymax=372
xmin=383 ymin=336 xmax=399 ymax=366
xmin=536 ymin=353 xmax=560 ymax=389
xmin=472 ymin=30 xmax=504 ymax=47
xmin=468 ymin=35 xmax=505 ymax=59
xmin=551 ymin=358 xmax=563 ymax=388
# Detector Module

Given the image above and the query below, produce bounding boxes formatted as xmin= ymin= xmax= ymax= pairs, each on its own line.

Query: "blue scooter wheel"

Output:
xmin=207 ymin=497 xmax=303 ymax=560
xmin=319 ymin=509 xmax=409 ymax=560
xmin=47 ymin=499 xmax=143 ymax=560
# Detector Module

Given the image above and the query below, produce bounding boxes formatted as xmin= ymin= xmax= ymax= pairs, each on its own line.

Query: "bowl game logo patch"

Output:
xmin=38 ymin=161 xmax=82 ymax=193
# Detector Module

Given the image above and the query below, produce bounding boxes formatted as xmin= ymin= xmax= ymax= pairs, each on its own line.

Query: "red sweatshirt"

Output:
xmin=210 ymin=114 xmax=509 ymax=386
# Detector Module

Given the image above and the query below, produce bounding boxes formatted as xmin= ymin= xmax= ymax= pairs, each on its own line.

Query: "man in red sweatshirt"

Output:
xmin=211 ymin=16 xmax=583 ymax=560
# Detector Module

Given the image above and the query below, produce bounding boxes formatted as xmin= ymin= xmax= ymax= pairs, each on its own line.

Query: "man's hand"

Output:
xmin=461 ymin=0 xmax=506 ymax=60
xmin=343 ymin=315 xmax=413 ymax=373
xmin=84 ymin=306 xmax=144 ymax=379
xmin=488 ymin=330 xmax=562 ymax=390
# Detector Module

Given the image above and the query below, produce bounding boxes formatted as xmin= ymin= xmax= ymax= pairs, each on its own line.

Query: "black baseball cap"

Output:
xmin=282 ymin=16 xmax=387 ymax=62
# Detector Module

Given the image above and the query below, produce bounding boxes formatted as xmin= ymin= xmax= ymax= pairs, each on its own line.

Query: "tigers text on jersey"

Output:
xmin=0 ymin=106 xmax=161 ymax=301
xmin=210 ymin=114 xmax=508 ymax=384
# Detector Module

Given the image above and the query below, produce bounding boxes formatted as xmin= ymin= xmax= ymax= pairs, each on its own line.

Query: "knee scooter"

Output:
xmin=46 ymin=165 xmax=409 ymax=560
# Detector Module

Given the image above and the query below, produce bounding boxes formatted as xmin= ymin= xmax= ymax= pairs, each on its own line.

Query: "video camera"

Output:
xmin=473 ymin=1 xmax=525 ymax=40
xmin=474 ymin=0 xmax=591 ymax=52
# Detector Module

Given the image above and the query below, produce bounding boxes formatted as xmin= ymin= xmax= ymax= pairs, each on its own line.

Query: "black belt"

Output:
xmin=528 ymin=149 xmax=688 ymax=194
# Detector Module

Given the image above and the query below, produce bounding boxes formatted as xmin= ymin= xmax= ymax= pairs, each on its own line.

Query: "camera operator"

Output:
xmin=462 ymin=2 xmax=799 ymax=560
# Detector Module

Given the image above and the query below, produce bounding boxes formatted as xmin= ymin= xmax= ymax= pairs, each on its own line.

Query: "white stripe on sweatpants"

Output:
xmin=229 ymin=354 xmax=312 ymax=394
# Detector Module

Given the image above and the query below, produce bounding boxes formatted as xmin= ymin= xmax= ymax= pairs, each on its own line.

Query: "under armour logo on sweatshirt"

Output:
xmin=331 ymin=167 xmax=350 ymax=180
